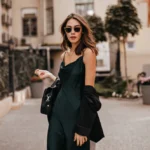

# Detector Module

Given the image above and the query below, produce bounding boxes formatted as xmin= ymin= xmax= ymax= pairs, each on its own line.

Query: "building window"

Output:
xmin=127 ymin=41 xmax=134 ymax=48
xmin=75 ymin=0 xmax=94 ymax=16
xmin=46 ymin=0 xmax=54 ymax=34
xmin=23 ymin=14 xmax=37 ymax=36
xmin=126 ymin=41 xmax=135 ymax=50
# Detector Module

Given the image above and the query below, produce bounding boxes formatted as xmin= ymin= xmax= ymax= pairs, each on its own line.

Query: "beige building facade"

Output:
xmin=0 ymin=0 xmax=13 ymax=45
xmin=3 ymin=0 xmax=118 ymax=46
xmin=1 ymin=0 xmax=150 ymax=79
xmin=120 ymin=0 xmax=150 ymax=79
xmin=12 ymin=0 xmax=42 ymax=47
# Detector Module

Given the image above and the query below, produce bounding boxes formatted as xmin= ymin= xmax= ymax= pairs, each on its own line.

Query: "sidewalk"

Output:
xmin=0 ymin=98 xmax=150 ymax=150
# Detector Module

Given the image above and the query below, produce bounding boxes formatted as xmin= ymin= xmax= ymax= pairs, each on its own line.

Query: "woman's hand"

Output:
xmin=74 ymin=133 xmax=88 ymax=146
xmin=34 ymin=69 xmax=56 ymax=81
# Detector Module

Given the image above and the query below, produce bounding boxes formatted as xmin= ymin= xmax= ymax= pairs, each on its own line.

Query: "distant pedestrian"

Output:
xmin=139 ymin=72 xmax=150 ymax=84
xmin=137 ymin=72 xmax=146 ymax=93
xmin=35 ymin=13 xmax=104 ymax=150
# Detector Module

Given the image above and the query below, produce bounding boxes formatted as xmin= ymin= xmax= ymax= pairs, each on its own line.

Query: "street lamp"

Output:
xmin=8 ymin=38 xmax=15 ymax=101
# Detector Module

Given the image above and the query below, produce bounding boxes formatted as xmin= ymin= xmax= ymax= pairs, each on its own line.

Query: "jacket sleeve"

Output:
xmin=74 ymin=85 xmax=102 ymax=137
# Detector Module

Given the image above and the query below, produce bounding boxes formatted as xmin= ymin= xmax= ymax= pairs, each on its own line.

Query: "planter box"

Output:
xmin=0 ymin=97 xmax=12 ymax=118
xmin=30 ymin=81 xmax=44 ymax=98
xmin=141 ymin=82 xmax=150 ymax=105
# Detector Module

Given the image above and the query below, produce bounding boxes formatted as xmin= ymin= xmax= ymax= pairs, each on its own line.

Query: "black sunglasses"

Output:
xmin=64 ymin=26 xmax=81 ymax=33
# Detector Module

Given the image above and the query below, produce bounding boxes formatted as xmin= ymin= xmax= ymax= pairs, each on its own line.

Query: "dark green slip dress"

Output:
xmin=47 ymin=53 xmax=90 ymax=150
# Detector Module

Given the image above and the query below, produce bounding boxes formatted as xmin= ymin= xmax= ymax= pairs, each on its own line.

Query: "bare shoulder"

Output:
xmin=83 ymin=48 xmax=96 ymax=64
xmin=60 ymin=51 xmax=66 ymax=61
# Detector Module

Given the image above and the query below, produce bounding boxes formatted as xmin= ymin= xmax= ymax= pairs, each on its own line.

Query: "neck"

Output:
xmin=70 ymin=41 xmax=80 ymax=52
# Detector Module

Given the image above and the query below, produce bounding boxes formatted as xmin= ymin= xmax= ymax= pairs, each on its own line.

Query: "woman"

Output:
xmin=35 ymin=13 xmax=104 ymax=150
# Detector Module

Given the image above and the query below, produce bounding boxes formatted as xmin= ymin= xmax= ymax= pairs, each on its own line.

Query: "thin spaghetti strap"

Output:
xmin=63 ymin=51 xmax=67 ymax=63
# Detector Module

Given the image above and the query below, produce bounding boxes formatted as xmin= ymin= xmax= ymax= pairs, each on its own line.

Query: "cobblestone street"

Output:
xmin=0 ymin=98 xmax=150 ymax=150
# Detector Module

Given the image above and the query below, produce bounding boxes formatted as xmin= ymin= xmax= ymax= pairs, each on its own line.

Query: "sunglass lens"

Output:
xmin=74 ymin=27 xmax=81 ymax=32
xmin=65 ymin=28 xmax=71 ymax=33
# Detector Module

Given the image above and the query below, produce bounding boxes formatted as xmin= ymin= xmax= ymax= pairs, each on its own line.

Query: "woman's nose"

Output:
xmin=71 ymin=30 xmax=75 ymax=34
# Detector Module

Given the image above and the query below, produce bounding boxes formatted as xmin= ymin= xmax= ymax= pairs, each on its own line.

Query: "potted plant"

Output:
xmin=141 ymin=81 xmax=150 ymax=105
xmin=30 ymin=75 xmax=44 ymax=98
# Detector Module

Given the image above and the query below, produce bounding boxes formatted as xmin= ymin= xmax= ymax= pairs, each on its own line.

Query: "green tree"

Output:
xmin=84 ymin=15 xmax=107 ymax=42
xmin=105 ymin=0 xmax=142 ymax=84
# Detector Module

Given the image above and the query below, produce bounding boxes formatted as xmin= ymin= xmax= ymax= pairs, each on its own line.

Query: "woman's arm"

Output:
xmin=35 ymin=69 xmax=57 ymax=81
xmin=74 ymin=48 xmax=97 ymax=145
xmin=35 ymin=51 xmax=66 ymax=81
xmin=83 ymin=48 xmax=96 ymax=86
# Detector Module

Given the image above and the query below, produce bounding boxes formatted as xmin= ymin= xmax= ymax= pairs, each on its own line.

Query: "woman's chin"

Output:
xmin=70 ymin=39 xmax=80 ymax=45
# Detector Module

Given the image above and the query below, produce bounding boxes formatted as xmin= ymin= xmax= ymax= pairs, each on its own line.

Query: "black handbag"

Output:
xmin=40 ymin=77 xmax=61 ymax=115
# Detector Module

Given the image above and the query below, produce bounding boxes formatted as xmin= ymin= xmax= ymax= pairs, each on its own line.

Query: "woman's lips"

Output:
xmin=70 ymin=36 xmax=77 ymax=40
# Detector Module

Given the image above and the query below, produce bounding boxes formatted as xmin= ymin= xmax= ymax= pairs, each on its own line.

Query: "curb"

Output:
xmin=0 ymin=97 xmax=13 ymax=118
xmin=0 ymin=86 xmax=31 ymax=118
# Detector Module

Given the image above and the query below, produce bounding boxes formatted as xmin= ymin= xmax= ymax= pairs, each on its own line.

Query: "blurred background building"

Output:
xmin=0 ymin=0 xmax=13 ymax=44
xmin=0 ymin=0 xmax=150 ymax=78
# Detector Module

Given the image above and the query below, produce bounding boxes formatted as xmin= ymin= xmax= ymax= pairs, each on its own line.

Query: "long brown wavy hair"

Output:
xmin=60 ymin=13 xmax=98 ymax=55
